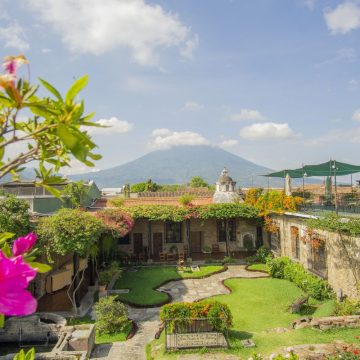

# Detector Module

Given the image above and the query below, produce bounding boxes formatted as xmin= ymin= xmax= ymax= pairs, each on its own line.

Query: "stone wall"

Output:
xmin=293 ymin=315 xmax=360 ymax=330
xmin=269 ymin=213 xmax=360 ymax=299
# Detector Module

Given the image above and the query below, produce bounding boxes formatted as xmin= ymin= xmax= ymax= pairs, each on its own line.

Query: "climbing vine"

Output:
xmin=123 ymin=203 xmax=259 ymax=222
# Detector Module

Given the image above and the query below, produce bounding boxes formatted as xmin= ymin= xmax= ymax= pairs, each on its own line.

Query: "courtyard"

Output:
xmin=89 ymin=264 xmax=359 ymax=360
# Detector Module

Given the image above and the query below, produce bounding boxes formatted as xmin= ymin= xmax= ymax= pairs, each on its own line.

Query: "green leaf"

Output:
xmin=0 ymin=93 xmax=14 ymax=107
xmin=28 ymin=262 xmax=52 ymax=273
xmin=0 ymin=232 xmax=15 ymax=245
xmin=42 ymin=184 xmax=63 ymax=199
xmin=25 ymin=348 xmax=35 ymax=360
xmin=29 ymin=104 xmax=58 ymax=118
xmin=39 ymin=78 xmax=63 ymax=101
xmin=66 ymin=75 xmax=88 ymax=104
xmin=13 ymin=349 xmax=24 ymax=360
xmin=57 ymin=124 xmax=89 ymax=162
xmin=1 ymin=242 xmax=12 ymax=257
xmin=0 ymin=314 xmax=4 ymax=328
xmin=88 ymin=153 xmax=102 ymax=161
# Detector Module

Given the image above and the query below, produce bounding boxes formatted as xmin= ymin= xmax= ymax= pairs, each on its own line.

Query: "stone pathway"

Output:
xmin=90 ymin=265 xmax=267 ymax=360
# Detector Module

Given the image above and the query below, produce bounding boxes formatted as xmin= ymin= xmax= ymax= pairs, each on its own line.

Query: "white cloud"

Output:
xmin=149 ymin=128 xmax=209 ymax=149
xmin=303 ymin=0 xmax=316 ymax=10
xmin=0 ymin=23 xmax=29 ymax=51
xmin=182 ymin=101 xmax=204 ymax=112
xmin=317 ymin=47 xmax=356 ymax=66
xmin=41 ymin=48 xmax=51 ymax=54
xmin=230 ymin=109 xmax=265 ymax=121
xmin=239 ymin=122 xmax=296 ymax=140
xmin=151 ymin=128 xmax=171 ymax=136
xmin=220 ymin=139 xmax=238 ymax=147
xmin=87 ymin=117 xmax=133 ymax=135
xmin=324 ymin=2 xmax=360 ymax=34
xmin=352 ymin=109 xmax=360 ymax=122
xmin=180 ymin=34 xmax=199 ymax=59
xmin=26 ymin=0 xmax=198 ymax=66
xmin=61 ymin=159 xmax=100 ymax=176
xmin=349 ymin=79 xmax=358 ymax=86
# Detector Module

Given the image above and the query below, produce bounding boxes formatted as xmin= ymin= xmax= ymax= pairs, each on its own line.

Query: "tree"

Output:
xmin=37 ymin=208 xmax=104 ymax=258
xmin=130 ymin=179 xmax=160 ymax=193
xmin=0 ymin=195 xmax=30 ymax=236
xmin=63 ymin=181 xmax=89 ymax=208
xmin=0 ymin=55 xmax=101 ymax=195
xmin=95 ymin=208 xmax=134 ymax=238
xmin=37 ymin=208 xmax=104 ymax=313
xmin=189 ymin=176 xmax=209 ymax=188
xmin=130 ymin=182 xmax=147 ymax=193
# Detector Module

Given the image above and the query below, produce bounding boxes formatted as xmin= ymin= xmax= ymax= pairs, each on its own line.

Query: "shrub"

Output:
xmin=257 ymin=246 xmax=273 ymax=263
xmin=267 ymin=256 xmax=333 ymax=300
xmin=98 ymin=270 xmax=113 ymax=286
xmin=246 ymin=246 xmax=273 ymax=264
xmin=243 ymin=237 xmax=255 ymax=250
xmin=94 ymin=296 xmax=129 ymax=334
xmin=267 ymin=256 xmax=290 ymax=279
xmin=95 ymin=208 xmax=134 ymax=237
xmin=334 ymin=298 xmax=360 ymax=316
xmin=179 ymin=194 xmax=195 ymax=206
xmin=160 ymin=301 xmax=232 ymax=333
xmin=98 ymin=262 xmax=121 ymax=286
xmin=222 ymin=256 xmax=236 ymax=265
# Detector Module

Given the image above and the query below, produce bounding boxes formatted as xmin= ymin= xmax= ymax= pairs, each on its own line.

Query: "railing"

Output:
xmin=164 ymin=318 xmax=229 ymax=350
xmin=299 ymin=202 xmax=360 ymax=216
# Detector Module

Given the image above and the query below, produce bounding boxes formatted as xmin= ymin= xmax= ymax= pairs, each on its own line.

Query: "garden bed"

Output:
xmin=245 ymin=263 xmax=269 ymax=273
xmin=67 ymin=316 xmax=133 ymax=343
xmin=114 ymin=265 xmax=226 ymax=307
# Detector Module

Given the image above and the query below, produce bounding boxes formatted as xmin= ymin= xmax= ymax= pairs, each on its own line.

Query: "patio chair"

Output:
xmin=212 ymin=243 xmax=220 ymax=253
xmin=159 ymin=251 xmax=166 ymax=262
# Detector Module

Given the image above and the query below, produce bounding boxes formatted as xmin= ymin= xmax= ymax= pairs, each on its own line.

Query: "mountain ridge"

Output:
xmin=69 ymin=145 xmax=284 ymax=188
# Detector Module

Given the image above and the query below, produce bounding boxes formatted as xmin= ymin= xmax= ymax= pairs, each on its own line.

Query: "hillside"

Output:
xmin=70 ymin=145 xmax=285 ymax=188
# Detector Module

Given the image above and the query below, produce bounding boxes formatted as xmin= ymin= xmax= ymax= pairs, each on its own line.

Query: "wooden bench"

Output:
xmin=290 ymin=296 xmax=309 ymax=313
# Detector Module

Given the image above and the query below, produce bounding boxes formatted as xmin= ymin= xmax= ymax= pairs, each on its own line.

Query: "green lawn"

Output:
xmin=147 ymin=278 xmax=355 ymax=359
xmin=96 ymin=322 xmax=132 ymax=344
xmin=114 ymin=265 xmax=224 ymax=306
xmin=67 ymin=316 xmax=131 ymax=344
xmin=247 ymin=263 xmax=269 ymax=272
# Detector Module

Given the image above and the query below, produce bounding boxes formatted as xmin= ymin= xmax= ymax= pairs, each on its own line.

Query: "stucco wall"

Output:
xmin=270 ymin=214 xmax=360 ymax=299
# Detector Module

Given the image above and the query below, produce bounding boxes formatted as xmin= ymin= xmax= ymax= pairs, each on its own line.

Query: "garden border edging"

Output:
xmin=117 ymin=265 xmax=229 ymax=308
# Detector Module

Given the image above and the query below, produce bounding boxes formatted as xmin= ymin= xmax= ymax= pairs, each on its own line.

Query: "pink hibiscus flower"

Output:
xmin=12 ymin=233 xmax=37 ymax=257
xmin=0 ymin=250 xmax=37 ymax=316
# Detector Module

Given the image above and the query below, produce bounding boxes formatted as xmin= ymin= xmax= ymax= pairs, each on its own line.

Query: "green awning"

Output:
xmin=264 ymin=160 xmax=360 ymax=178
xmin=264 ymin=169 xmax=305 ymax=178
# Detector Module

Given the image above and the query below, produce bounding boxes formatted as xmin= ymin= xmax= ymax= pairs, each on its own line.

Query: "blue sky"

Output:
xmin=1 ymin=0 xmax=360 ymax=176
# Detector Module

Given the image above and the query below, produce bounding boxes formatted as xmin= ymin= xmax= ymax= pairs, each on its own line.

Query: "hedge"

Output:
xmin=266 ymin=257 xmax=333 ymax=300
xmin=160 ymin=301 xmax=233 ymax=333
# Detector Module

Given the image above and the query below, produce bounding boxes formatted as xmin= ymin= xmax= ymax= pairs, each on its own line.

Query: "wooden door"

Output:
xmin=190 ymin=231 xmax=202 ymax=253
xmin=152 ymin=233 xmax=163 ymax=260
xmin=133 ymin=233 xmax=143 ymax=255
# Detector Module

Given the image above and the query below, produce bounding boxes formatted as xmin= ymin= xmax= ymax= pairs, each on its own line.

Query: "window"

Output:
xmin=290 ymin=226 xmax=300 ymax=259
xmin=217 ymin=219 xmax=236 ymax=242
xmin=269 ymin=231 xmax=281 ymax=252
xmin=165 ymin=221 xmax=182 ymax=243
xmin=118 ymin=234 xmax=130 ymax=245
xmin=308 ymin=242 xmax=327 ymax=277
xmin=243 ymin=233 xmax=255 ymax=249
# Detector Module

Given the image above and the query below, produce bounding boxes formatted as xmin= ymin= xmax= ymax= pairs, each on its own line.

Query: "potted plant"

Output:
xmin=202 ymin=245 xmax=212 ymax=262
xmin=98 ymin=270 xmax=112 ymax=292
